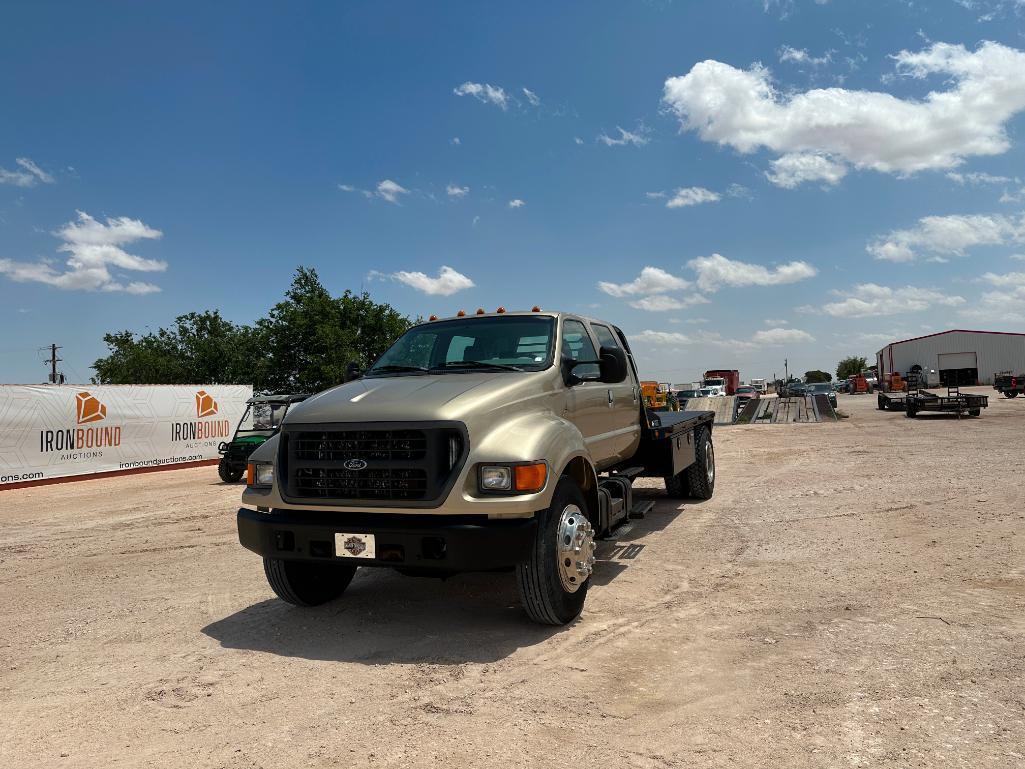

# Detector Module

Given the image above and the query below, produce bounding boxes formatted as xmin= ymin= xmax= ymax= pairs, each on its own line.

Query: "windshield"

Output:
xmin=237 ymin=402 xmax=289 ymax=433
xmin=699 ymin=388 xmax=714 ymax=396
xmin=678 ymin=390 xmax=699 ymax=398
xmin=809 ymin=383 xmax=832 ymax=393
xmin=367 ymin=316 xmax=555 ymax=376
xmin=703 ymin=378 xmax=724 ymax=386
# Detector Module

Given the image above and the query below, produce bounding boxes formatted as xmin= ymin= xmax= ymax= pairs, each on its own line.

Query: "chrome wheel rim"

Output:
xmin=556 ymin=503 xmax=595 ymax=593
xmin=705 ymin=440 xmax=715 ymax=486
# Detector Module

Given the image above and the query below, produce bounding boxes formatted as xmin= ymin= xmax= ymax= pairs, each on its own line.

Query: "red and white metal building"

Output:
xmin=876 ymin=330 xmax=1025 ymax=387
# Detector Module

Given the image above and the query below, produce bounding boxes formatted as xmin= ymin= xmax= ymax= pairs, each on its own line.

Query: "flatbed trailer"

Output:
xmin=877 ymin=392 xmax=907 ymax=411
xmin=905 ymin=387 xmax=988 ymax=418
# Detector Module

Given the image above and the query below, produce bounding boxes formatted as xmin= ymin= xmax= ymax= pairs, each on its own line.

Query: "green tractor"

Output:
xmin=217 ymin=393 xmax=309 ymax=483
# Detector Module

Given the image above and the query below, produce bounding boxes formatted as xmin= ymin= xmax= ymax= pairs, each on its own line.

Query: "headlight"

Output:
xmin=480 ymin=466 xmax=512 ymax=491
xmin=478 ymin=462 xmax=547 ymax=495
xmin=247 ymin=462 xmax=274 ymax=488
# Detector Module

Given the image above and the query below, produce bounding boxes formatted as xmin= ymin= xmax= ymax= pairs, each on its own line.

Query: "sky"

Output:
xmin=3 ymin=0 xmax=1025 ymax=385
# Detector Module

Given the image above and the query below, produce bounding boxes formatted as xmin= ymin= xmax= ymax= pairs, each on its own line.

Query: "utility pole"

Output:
xmin=784 ymin=358 xmax=789 ymax=384
xmin=45 ymin=343 xmax=63 ymax=384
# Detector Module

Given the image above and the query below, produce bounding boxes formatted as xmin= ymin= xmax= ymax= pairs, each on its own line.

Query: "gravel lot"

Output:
xmin=2 ymin=388 xmax=1023 ymax=768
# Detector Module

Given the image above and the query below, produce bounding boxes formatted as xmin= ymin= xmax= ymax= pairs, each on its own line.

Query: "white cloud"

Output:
xmin=450 ymin=136 xmax=461 ymax=146
xmin=389 ymin=265 xmax=475 ymax=296
xmin=508 ymin=199 xmax=525 ymax=208
xmin=629 ymin=294 xmax=710 ymax=312
xmin=752 ymin=327 xmax=815 ymax=344
xmin=1011 ymin=253 xmax=1025 ymax=261
xmin=598 ymin=266 xmax=691 ymax=297
xmin=663 ymin=42 xmax=1025 ymax=186
xmin=597 ymin=126 xmax=649 ymax=147
xmin=376 ymin=179 xmax=409 ymax=204
xmin=0 ymin=157 xmax=54 ymax=187
xmin=961 ymin=271 xmax=1025 ymax=322
xmin=453 ymin=82 xmax=509 ymax=110
xmin=817 ymin=283 xmax=966 ymax=318
xmin=574 ymin=137 xmax=584 ymax=145
xmin=726 ymin=183 xmax=753 ymax=200
xmin=666 ymin=187 xmax=721 ymax=208
xmin=0 ymin=211 xmax=164 ymax=293
xmin=522 ymin=87 xmax=541 ymax=107
xmin=634 ymin=330 xmax=692 ymax=346
xmin=946 ymin=171 xmax=1015 ymax=185
xmin=1000 ymin=188 xmax=1025 ymax=204
xmin=764 ymin=318 xmax=789 ymax=325
xmin=687 ymin=253 xmax=817 ymax=292
xmin=778 ymin=46 xmax=833 ymax=66
xmin=446 ymin=184 xmax=469 ymax=198
xmin=867 ymin=212 xmax=1025 ymax=262
xmin=766 ymin=153 xmax=848 ymax=188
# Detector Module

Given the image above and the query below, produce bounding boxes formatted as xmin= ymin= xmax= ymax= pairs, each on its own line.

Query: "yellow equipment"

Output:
xmin=640 ymin=381 xmax=680 ymax=411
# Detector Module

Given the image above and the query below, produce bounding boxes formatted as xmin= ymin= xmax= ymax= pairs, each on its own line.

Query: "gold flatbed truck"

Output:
xmin=236 ymin=309 xmax=715 ymax=625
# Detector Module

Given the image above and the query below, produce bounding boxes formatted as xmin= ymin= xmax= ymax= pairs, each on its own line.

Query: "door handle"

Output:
xmin=608 ymin=389 xmax=614 ymax=407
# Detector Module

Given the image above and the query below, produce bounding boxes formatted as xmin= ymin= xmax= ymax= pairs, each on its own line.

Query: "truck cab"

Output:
xmin=236 ymin=310 xmax=716 ymax=624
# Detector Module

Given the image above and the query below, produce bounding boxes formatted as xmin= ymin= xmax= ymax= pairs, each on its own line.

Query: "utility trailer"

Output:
xmin=877 ymin=391 xmax=907 ymax=411
xmin=904 ymin=386 xmax=988 ymax=418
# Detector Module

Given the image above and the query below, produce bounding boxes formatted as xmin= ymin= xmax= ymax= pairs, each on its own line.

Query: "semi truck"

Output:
xmin=702 ymin=369 xmax=740 ymax=396
xmin=235 ymin=309 xmax=716 ymax=625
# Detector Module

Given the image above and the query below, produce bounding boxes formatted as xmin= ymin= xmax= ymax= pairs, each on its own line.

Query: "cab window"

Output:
xmin=562 ymin=319 xmax=599 ymax=379
xmin=590 ymin=324 xmax=619 ymax=350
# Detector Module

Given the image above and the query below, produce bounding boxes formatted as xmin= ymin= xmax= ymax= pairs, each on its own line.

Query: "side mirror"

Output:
xmin=344 ymin=361 xmax=362 ymax=382
xmin=598 ymin=345 xmax=628 ymax=383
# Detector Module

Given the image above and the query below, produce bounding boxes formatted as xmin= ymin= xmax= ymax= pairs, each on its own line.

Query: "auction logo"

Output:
xmin=76 ymin=391 xmax=108 ymax=424
xmin=171 ymin=389 xmax=230 ymax=442
xmin=39 ymin=391 xmax=121 ymax=456
xmin=195 ymin=390 xmax=218 ymax=418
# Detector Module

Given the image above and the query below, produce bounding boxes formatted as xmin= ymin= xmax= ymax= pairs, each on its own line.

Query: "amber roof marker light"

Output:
xmin=531 ymin=306 xmax=541 ymax=312
xmin=457 ymin=309 xmax=466 ymax=317
xmin=428 ymin=314 xmax=438 ymax=321
xmin=496 ymin=307 xmax=506 ymax=313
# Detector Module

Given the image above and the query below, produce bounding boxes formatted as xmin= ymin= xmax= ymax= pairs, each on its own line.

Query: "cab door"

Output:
xmin=591 ymin=322 xmax=641 ymax=465
xmin=560 ymin=318 xmax=608 ymax=461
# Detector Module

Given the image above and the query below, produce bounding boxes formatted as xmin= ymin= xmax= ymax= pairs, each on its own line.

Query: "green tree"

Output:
xmin=836 ymin=356 xmax=868 ymax=381
xmin=804 ymin=370 xmax=832 ymax=383
xmin=257 ymin=267 xmax=412 ymax=392
xmin=92 ymin=311 xmax=264 ymax=385
xmin=91 ymin=267 xmax=412 ymax=393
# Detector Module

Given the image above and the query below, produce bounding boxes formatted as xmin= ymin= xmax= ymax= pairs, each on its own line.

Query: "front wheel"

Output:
xmin=218 ymin=457 xmax=244 ymax=483
xmin=1006 ymin=391 xmax=1018 ymax=399
xmin=684 ymin=426 xmax=715 ymax=500
xmin=263 ymin=558 xmax=357 ymax=606
xmin=969 ymin=408 xmax=981 ymax=417
xmin=516 ymin=477 xmax=595 ymax=625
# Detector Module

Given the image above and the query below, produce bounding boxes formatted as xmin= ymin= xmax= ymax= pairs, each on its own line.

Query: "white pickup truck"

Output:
xmin=236 ymin=309 xmax=716 ymax=624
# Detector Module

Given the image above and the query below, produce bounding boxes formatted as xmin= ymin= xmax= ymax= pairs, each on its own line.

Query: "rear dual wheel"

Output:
xmin=664 ymin=425 xmax=715 ymax=501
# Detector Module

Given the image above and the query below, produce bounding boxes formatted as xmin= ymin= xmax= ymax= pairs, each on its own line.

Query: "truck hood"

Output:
xmin=283 ymin=372 xmax=552 ymax=424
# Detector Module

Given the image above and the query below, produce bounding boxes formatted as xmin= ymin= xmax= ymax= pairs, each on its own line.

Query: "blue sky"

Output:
xmin=3 ymin=0 xmax=1025 ymax=385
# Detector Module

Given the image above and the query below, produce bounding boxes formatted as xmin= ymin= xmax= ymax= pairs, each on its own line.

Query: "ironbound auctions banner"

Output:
xmin=0 ymin=384 xmax=252 ymax=487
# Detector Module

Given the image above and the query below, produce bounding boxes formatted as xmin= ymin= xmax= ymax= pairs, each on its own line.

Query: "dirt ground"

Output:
xmin=2 ymin=388 xmax=1023 ymax=768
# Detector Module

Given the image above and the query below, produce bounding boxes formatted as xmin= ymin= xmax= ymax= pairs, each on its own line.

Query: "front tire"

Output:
xmin=263 ymin=558 xmax=357 ymax=606
xmin=516 ymin=477 xmax=595 ymax=625
xmin=218 ymin=457 xmax=244 ymax=483
xmin=684 ymin=426 xmax=715 ymax=500
xmin=1006 ymin=392 xmax=1018 ymax=398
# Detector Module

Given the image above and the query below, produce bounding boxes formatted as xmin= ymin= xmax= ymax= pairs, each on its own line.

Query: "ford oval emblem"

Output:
xmin=343 ymin=458 xmax=368 ymax=471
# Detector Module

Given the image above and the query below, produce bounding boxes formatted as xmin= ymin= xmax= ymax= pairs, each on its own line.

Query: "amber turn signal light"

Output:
xmin=514 ymin=463 xmax=547 ymax=493
xmin=246 ymin=463 xmax=255 ymax=486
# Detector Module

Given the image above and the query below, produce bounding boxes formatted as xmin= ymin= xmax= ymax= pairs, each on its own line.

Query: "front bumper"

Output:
xmin=237 ymin=507 xmax=537 ymax=571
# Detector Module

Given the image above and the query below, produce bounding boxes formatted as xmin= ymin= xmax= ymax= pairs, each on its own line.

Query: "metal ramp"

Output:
xmin=749 ymin=396 xmax=830 ymax=424
xmin=679 ymin=396 xmax=737 ymax=425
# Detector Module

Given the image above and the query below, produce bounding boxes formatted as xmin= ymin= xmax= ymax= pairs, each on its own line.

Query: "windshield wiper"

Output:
xmin=433 ymin=360 xmax=524 ymax=372
xmin=367 ymin=364 xmax=430 ymax=375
